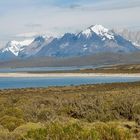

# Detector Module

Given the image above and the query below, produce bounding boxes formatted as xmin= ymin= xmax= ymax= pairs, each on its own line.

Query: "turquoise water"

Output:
xmin=0 ymin=76 xmax=140 ymax=89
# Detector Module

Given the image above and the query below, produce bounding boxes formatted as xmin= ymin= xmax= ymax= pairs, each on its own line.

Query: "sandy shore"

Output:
xmin=0 ymin=72 xmax=140 ymax=78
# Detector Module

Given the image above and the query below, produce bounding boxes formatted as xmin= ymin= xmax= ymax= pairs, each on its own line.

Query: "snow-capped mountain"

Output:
xmin=2 ymin=39 xmax=33 ymax=56
xmin=0 ymin=36 xmax=53 ymax=60
xmin=0 ymin=39 xmax=33 ymax=60
xmin=0 ymin=25 xmax=139 ymax=60
xmin=36 ymin=25 xmax=139 ymax=57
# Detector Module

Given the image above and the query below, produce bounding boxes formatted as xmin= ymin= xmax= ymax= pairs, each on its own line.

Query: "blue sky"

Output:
xmin=0 ymin=0 xmax=140 ymax=46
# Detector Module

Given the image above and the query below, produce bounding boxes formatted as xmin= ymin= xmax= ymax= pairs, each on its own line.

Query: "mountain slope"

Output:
xmin=114 ymin=28 xmax=140 ymax=49
xmin=19 ymin=36 xmax=53 ymax=58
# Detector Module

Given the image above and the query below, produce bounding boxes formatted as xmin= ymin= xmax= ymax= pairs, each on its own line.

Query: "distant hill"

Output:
xmin=0 ymin=52 xmax=140 ymax=68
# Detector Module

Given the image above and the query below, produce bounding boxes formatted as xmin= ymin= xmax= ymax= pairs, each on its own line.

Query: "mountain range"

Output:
xmin=0 ymin=25 xmax=139 ymax=61
xmin=114 ymin=28 xmax=140 ymax=49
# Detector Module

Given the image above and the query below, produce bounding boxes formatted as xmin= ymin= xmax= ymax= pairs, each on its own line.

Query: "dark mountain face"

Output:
xmin=0 ymin=51 xmax=17 ymax=61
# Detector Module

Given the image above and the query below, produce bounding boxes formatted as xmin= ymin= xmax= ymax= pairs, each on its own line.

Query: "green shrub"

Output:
xmin=133 ymin=103 xmax=140 ymax=115
xmin=93 ymin=122 xmax=132 ymax=140
xmin=0 ymin=116 xmax=24 ymax=131
xmin=37 ymin=108 xmax=56 ymax=122
xmin=24 ymin=121 xmax=132 ymax=140
xmin=4 ymin=107 xmax=23 ymax=118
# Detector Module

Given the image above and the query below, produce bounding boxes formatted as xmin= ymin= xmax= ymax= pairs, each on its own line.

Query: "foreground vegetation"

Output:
xmin=0 ymin=82 xmax=140 ymax=139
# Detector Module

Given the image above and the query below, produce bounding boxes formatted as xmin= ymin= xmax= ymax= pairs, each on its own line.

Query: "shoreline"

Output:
xmin=0 ymin=72 xmax=140 ymax=78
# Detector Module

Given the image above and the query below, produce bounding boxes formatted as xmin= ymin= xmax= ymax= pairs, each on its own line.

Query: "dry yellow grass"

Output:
xmin=0 ymin=82 xmax=140 ymax=139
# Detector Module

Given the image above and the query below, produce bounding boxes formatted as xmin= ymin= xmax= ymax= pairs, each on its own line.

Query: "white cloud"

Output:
xmin=0 ymin=0 xmax=140 ymax=45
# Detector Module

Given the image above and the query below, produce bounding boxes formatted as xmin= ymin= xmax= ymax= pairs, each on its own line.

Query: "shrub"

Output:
xmin=37 ymin=108 xmax=56 ymax=122
xmin=4 ymin=107 xmax=23 ymax=118
xmin=24 ymin=121 xmax=132 ymax=140
xmin=0 ymin=116 xmax=24 ymax=131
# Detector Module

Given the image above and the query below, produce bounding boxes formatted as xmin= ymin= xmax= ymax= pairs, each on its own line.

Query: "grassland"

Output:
xmin=0 ymin=82 xmax=140 ymax=139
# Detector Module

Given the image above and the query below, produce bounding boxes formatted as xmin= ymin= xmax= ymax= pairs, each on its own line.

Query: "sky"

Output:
xmin=0 ymin=0 xmax=140 ymax=46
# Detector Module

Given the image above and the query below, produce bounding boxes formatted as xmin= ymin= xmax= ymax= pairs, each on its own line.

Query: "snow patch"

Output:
xmin=60 ymin=42 xmax=69 ymax=49
xmin=81 ymin=29 xmax=92 ymax=38
xmin=83 ymin=44 xmax=88 ymax=51
xmin=133 ymin=42 xmax=140 ymax=49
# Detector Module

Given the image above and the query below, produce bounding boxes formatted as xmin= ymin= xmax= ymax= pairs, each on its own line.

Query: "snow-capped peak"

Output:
xmin=10 ymin=39 xmax=33 ymax=47
xmin=90 ymin=25 xmax=109 ymax=35
xmin=80 ymin=24 xmax=114 ymax=40
xmin=2 ymin=39 xmax=33 ymax=56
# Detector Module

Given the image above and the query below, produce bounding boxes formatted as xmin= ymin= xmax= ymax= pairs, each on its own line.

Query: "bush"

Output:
xmin=37 ymin=108 xmax=56 ymax=122
xmin=0 ymin=82 xmax=140 ymax=139
xmin=24 ymin=121 xmax=132 ymax=140
xmin=4 ymin=107 xmax=23 ymax=118
xmin=0 ymin=116 xmax=24 ymax=131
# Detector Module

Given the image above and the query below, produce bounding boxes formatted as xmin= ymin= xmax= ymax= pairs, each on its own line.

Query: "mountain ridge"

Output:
xmin=0 ymin=25 xmax=139 ymax=60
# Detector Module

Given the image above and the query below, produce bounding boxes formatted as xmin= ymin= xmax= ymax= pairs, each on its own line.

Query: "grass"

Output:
xmin=0 ymin=82 xmax=140 ymax=139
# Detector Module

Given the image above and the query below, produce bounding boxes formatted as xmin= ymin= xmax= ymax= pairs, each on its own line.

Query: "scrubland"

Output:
xmin=0 ymin=82 xmax=140 ymax=139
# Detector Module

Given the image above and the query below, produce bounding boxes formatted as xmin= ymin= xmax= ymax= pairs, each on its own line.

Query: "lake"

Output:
xmin=0 ymin=76 xmax=140 ymax=89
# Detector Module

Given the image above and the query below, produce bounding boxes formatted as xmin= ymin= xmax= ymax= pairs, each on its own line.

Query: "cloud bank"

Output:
xmin=0 ymin=0 xmax=140 ymax=45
